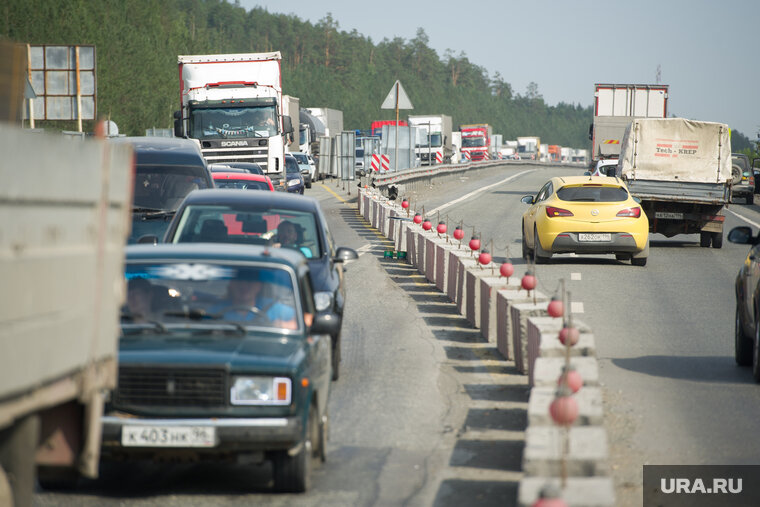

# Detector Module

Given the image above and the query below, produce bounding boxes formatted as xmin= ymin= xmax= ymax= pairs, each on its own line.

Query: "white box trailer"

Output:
xmin=0 ymin=124 xmax=133 ymax=504
xmin=407 ymin=114 xmax=453 ymax=165
xmin=590 ymin=83 xmax=668 ymax=166
xmin=619 ymin=118 xmax=731 ymax=247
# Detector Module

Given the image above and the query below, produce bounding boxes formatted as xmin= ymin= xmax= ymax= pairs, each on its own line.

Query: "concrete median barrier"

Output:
xmin=356 ymin=188 xmax=613 ymax=506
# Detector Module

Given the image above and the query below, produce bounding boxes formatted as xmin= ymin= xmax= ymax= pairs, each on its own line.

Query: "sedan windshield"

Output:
xmin=169 ymin=205 xmax=322 ymax=259
xmin=214 ymin=179 xmax=271 ymax=191
xmin=123 ymin=262 xmax=300 ymax=332
xmin=557 ymin=185 xmax=628 ymax=202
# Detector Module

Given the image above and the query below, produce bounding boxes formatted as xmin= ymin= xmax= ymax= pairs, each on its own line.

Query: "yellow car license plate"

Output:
xmin=578 ymin=233 xmax=611 ymax=242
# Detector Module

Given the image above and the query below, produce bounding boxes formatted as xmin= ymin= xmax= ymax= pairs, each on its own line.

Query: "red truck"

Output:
xmin=371 ymin=120 xmax=407 ymax=138
xmin=460 ymin=124 xmax=492 ymax=162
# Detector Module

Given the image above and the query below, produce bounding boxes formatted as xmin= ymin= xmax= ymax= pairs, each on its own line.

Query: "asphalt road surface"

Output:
xmin=35 ymin=165 xmax=760 ymax=506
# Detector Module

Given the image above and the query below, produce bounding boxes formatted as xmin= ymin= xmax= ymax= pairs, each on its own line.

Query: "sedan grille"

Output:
xmin=115 ymin=366 xmax=227 ymax=408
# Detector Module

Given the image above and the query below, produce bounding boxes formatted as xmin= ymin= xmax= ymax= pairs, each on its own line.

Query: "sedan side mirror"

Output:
xmin=333 ymin=246 xmax=359 ymax=263
xmin=520 ymin=195 xmax=535 ymax=205
xmin=309 ymin=311 xmax=341 ymax=337
xmin=727 ymin=226 xmax=756 ymax=245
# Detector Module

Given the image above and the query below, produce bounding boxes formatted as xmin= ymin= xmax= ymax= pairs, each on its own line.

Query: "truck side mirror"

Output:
xmin=588 ymin=123 xmax=593 ymax=141
xmin=282 ymin=116 xmax=294 ymax=135
xmin=173 ymin=111 xmax=183 ymax=138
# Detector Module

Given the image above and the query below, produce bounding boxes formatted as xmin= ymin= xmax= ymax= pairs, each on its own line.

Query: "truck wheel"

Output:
xmin=534 ymin=226 xmax=551 ymax=264
xmin=699 ymin=232 xmax=711 ymax=248
xmin=711 ymin=232 xmax=723 ymax=249
xmin=273 ymin=406 xmax=314 ymax=492
xmin=0 ymin=414 xmax=39 ymax=507
xmin=736 ymin=306 xmax=753 ymax=366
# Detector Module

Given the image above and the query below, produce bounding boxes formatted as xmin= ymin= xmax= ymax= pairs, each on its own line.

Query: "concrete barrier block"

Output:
xmin=456 ymin=257 xmax=480 ymax=315
xmin=532 ymin=357 xmax=600 ymax=388
xmin=396 ymin=219 xmax=409 ymax=254
xmin=522 ymin=426 xmax=609 ymax=477
xmin=406 ymin=227 xmax=417 ymax=268
xmin=495 ymin=289 xmax=536 ymax=360
xmin=518 ymin=477 xmax=615 ymax=507
xmin=527 ymin=386 xmax=604 ymax=426
xmin=435 ymin=242 xmax=455 ymax=293
xmin=445 ymin=246 xmax=471 ymax=303
xmin=416 ymin=232 xmax=426 ymax=275
xmin=479 ymin=276 xmax=522 ymax=344
xmin=510 ymin=299 xmax=550 ymax=374
xmin=526 ymin=317 xmax=594 ymax=386
xmin=424 ymin=235 xmax=443 ymax=285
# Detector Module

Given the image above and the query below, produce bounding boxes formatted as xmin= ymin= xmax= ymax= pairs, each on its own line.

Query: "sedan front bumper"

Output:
xmin=100 ymin=414 xmax=302 ymax=458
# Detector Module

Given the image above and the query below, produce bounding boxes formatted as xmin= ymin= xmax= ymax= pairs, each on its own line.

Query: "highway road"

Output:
xmin=34 ymin=163 xmax=760 ymax=506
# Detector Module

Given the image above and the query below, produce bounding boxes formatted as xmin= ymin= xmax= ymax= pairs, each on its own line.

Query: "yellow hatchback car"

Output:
xmin=521 ymin=175 xmax=649 ymax=266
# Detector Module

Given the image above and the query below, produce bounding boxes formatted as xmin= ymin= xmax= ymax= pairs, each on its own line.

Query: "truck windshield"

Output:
xmin=462 ymin=137 xmax=485 ymax=148
xmin=429 ymin=133 xmax=442 ymax=147
xmin=123 ymin=263 xmax=301 ymax=332
xmin=189 ymin=105 xmax=277 ymax=139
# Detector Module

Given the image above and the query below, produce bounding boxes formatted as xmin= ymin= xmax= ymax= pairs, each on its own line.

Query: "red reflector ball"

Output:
xmin=547 ymin=297 xmax=564 ymax=318
xmin=413 ymin=213 xmax=422 ymax=224
xmin=453 ymin=227 xmax=464 ymax=240
xmin=558 ymin=326 xmax=580 ymax=346
xmin=549 ymin=391 xmax=578 ymax=426
xmin=437 ymin=222 xmax=447 ymax=234
xmin=500 ymin=262 xmax=514 ymax=278
xmin=478 ymin=250 xmax=491 ymax=265
xmin=422 ymin=219 xmax=432 ymax=231
xmin=469 ymin=237 xmax=481 ymax=251
xmin=521 ymin=272 xmax=537 ymax=290
xmin=401 ymin=199 xmax=409 ymax=209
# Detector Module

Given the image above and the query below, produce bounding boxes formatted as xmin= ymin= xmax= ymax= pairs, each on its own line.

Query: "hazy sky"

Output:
xmin=238 ymin=0 xmax=759 ymax=139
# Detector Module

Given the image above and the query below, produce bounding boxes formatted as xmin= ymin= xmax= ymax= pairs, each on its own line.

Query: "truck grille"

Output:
xmin=201 ymin=147 xmax=269 ymax=169
xmin=115 ymin=366 xmax=227 ymax=408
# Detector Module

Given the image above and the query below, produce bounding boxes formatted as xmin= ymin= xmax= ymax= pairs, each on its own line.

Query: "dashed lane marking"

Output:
xmin=571 ymin=301 xmax=584 ymax=314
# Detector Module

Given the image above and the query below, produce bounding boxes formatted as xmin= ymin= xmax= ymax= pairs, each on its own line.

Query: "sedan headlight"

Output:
xmin=314 ymin=291 xmax=333 ymax=312
xmin=288 ymin=178 xmax=301 ymax=186
xmin=230 ymin=376 xmax=291 ymax=405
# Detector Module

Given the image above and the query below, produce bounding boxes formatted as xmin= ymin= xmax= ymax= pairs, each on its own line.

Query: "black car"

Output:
xmin=111 ymin=137 xmax=214 ymax=243
xmin=285 ymin=154 xmax=305 ymax=194
xmin=103 ymin=243 xmax=337 ymax=492
xmin=161 ymin=189 xmax=358 ymax=380
xmin=728 ymin=226 xmax=760 ymax=380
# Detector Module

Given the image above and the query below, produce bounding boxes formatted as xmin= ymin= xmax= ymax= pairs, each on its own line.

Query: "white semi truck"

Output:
xmin=174 ymin=52 xmax=293 ymax=182
xmin=408 ymin=114 xmax=453 ymax=165
xmin=589 ymin=83 xmax=668 ymax=167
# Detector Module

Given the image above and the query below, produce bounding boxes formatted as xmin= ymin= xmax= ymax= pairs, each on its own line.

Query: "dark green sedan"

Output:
xmin=101 ymin=243 xmax=338 ymax=492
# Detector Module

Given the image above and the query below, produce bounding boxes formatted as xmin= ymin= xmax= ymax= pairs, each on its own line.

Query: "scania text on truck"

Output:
xmin=173 ymin=52 xmax=293 ymax=183
xmin=408 ymin=114 xmax=453 ymax=165
xmin=618 ymin=118 xmax=731 ymax=248
xmin=589 ymin=83 xmax=668 ymax=167
xmin=460 ymin=124 xmax=492 ymax=161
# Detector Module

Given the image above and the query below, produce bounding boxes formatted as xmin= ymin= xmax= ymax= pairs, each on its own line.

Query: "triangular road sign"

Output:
xmin=381 ymin=80 xmax=414 ymax=110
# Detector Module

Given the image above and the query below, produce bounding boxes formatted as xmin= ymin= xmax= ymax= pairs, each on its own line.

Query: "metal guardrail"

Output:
xmin=369 ymin=159 xmax=585 ymax=195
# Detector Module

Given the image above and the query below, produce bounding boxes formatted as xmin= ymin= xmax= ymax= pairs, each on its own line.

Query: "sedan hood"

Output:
xmin=118 ymin=332 xmax=306 ymax=373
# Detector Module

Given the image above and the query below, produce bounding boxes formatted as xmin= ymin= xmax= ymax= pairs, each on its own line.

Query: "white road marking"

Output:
xmin=726 ymin=208 xmax=760 ymax=229
xmin=427 ymin=170 xmax=533 ymax=215
xmin=571 ymin=272 xmax=582 ymax=281
xmin=571 ymin=301 xmax=584 ymax=314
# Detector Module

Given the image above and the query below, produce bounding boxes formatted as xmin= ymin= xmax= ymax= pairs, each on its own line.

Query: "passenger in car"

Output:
xmin=274 ymin=221 xmax=312 ymax=258
xmin=210 ymin=278 xmax=297 ymax=329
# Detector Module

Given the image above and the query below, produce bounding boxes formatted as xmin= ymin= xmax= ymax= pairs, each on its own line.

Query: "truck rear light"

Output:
xmin=546 ymin=207 xmax=574 ymax=217
xmin=616 ymin=207 xmax=641 ymax=218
